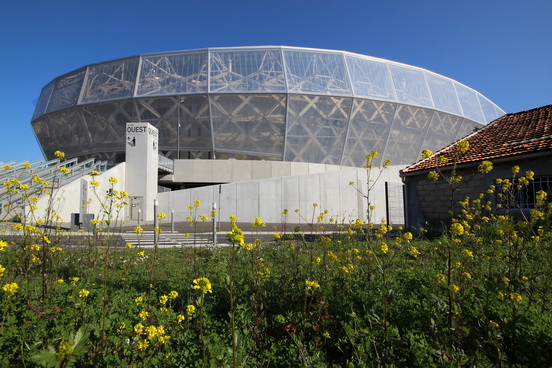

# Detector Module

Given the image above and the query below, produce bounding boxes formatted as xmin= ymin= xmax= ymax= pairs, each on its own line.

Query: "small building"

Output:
xmin=400 ymin=104 xmax=552 ymax=233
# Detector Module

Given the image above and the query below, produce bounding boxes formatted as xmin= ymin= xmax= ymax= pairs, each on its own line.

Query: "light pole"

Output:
xmin=176 ymin=96 xmax=182 ymax=159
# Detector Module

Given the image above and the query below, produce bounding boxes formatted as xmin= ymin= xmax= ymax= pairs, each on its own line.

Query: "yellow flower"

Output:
xmin=0 ymin=241 xmax=7 ymax=252
xmin=137 ymin=251 xmax=145 ymax=257
xmin=169 ymin=290 xmax=178 ymax=299
xmin=451 ymin=284 xmax=460 ymax=293
xmin=54 ymin=151 xmax=65 ymax=160
xmin=193 ymin=200 xmax=201 ymax=208
xmin=126 ymin=242 xmax=133 ymax=249
xmin=192 ymin=277 xmax=212 ymax=294
xmin=60 ymin=167 xmax=71 ymax=175
xmin=177 ymin=314 xmax=185 ymax=323
xmin=463 ymin=272 xmax=472 ymax=279
xmin=90 ymin=180 xmax=100 ymax=187
xmin=380 ymin=243 xmax=389 ymax=254
xmin=274 ymin=233 xmax=282 ymax=240
xmin=323 ymin=332 xmax=331 ymax=339
xmin=313 ymin=256 xmax=321 ymax=264
xmin=90 ymin=170 xmax=99 ymax=176
xmin=226 ymin=224 xmax=244 ymax=246
xmin=139 ymin=311 xmax=149 ymax=320
xmin=340 ymin=264 xmax=355 ymax=274
xmin=0 ymin=265 xmax=5 ymax=277
xmin=421 ymin=149 xmax=433 ymax=159
xmin=456 ymin=140 xmax=469 ymax=154
xmin=137 ymin=339 xmax=149 ymax=351
xmin=427 ymin=171 xmax=439 ymax=181
xmin=57 ymin=279 xmax=64 ymax=284
xmin=462 ymin=249 xmax=474 ymax=258
xmin=134 ymin=323 xmax=144 ymax=334
xmin=108 ymin=177 xmax=118 ymax=184
xmin=436 ymin=273 xmax=446 ymax=282
xmin=407 ymin=246 xmax=420 ymax=258
xmin=305 ymin=280 xmax=320 ymax=292
xmin=118 ymin=322 xmax=126 ymax=331
xmin=478 ymin=160 xmax=493 ymax=174
xmin=158 ymin=335 xmax=170 ymax=344
xmin=157 ymin=212 xmax=167 ymax=220
xmin=79 ymin=289 xmax=90 ymax=298
xmin=186 ymin=304 xmax=196 ymax=320
xmin=525 ymin=171 xmax=534 ymax=180
xmin=510 ymin=292 xmax=522 ymax=303
xmin=159 ymin=295 xmax=169 ymax=304
xmin=450 ymin=223 xmax=464 ymax=236
xmin=490 ymin=320 xmax=499 ymax=328
xmin=511 ymin=165 xmax=520 ymax=175
xmin=2 ymin=282 xmax=19 ymax=297
xmin=251 ymin=217 xmax=266 ymax=227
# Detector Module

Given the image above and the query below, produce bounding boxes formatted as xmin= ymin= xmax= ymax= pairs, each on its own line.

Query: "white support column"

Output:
xmin=125 ymin=122 xmax=159 ymax=221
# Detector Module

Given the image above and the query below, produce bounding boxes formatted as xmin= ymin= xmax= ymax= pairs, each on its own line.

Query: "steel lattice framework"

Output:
xmin=31 ymin=46 xmax=505 ymax=166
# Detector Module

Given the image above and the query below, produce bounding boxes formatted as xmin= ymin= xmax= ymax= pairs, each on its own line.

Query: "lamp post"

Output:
xmin=176 ymin=96 xmax=182 ymax=159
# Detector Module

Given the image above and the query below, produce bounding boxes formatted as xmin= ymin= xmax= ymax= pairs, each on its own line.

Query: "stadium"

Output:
xmin=31 ymin=46 xmax=504 ymax=167
xmin=28 ymin=47 xmax=505 ymax=224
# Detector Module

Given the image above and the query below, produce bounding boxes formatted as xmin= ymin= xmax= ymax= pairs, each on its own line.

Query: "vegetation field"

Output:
xmin=0 ymin=149 xmax=551 ymax=367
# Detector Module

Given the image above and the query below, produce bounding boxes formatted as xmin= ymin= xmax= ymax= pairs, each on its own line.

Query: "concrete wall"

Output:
xmin=33 ymin=164 xmax=127 ymax=225
xmin=158 ymin=165 xmax=405 ymax=225
xmin=403 ymin=154 xmax=552 ymax=233
xmin=165 ymin=160 xmax=351 ymax=184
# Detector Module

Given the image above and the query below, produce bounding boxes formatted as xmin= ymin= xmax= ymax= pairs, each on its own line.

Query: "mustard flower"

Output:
xmin=137 ymin=251 xmax=145 ymax=257
xmin=157 ymin=212 xmax=167 ymax=220
xmin=478 ymin=160 xmax=493 ymax=174
xmin=57 ymin=279 xmax=64 ymax=284
xmin=79 ymin=289 xmax=90 ymax=298
xmin=108 ymin=177 xmax=118 ymax=184
xmin=54 ymin=151 xmax=65 ymax=160
xmin=169 ymin=290 xmax=178 ymax=299
xmin=60 ymin=167 xmax=70 ymax=175
xmin=510 ymin=292 xmax=522 ymax=303
xmin=134 ymin=323 xmax=144 ymax=334
xmin=251 ymin=217 xmax=266 ymax=227
xmin=177 ymin=314 xmax=185 ymax=323
xmin=186 ymin=304 xmax=196 ymax=319
xmin=192 ymin=277 xmax=212 ymax=294
xmin=90 ymin=170 xmax=99 ymax=176
xmin=137 ymin=339 xmax=149 ymax=351
xmin=193 ymin=200 xmax=201 ymax=208
xmin=456 ymin=140 xmax=469 ymax=154
xmin=3 ymin=164 xmax=11 ymax=170
xmin=450 ymin=223 xmax=464 ymax=236
xmin=159 ymin=295 xmax=169 ymax=304
xmin=427 ymin=171 xmax=439 ymax=181
xmin=536 ymin=190 xmax=547 ymax=202
xmin=464 ymin=272 xmax=472 ymax=279
xmin=139 ymin=311 xmax=149 ymax=320
xmin=313 ymin=256 xmax=321 ymax=264
xmin=158 ymin=335 xmax=170 ymax=344
xmin=407 ymin=246 xmax=420 ymax=258
xmin=0 ymin=265 xmax=5 ymax=277
xmin=462 ymin=249 xmax=474 ymax=258
xmin=451 ymin=284 xmax=460 ymax=293
xmin=436 ymin=273 xmax=446 ymax=282
xmin=305 ymin=280 xmax=320 ymax=292
xmin=118 ymin=322 xmax=126 ymax=331
xmin=226 ymin=224 xmax=244 ymax=246
xmin=526 ymin=170 xmax=535 ymax=180
xmin=0 ymin=241 xmax=7 ymax=252
xmin=2 ymin=282 xmax=19 ymax=297
xmin=146 ymin=325 xmax=158 ymax=340
xmin=421 ymin=149 xmax=433 ymax=159
xmin=135 ymin=296 xmax=144 ymax=305
xmin=126 ymin=242 xmax=133 ymax=249
xmin=511 ymin=165 xmax=520 ymax=175
xmin=380 ymin=243 xmax=389 ymax=254
xmin=341 ymin=264 xmax=355 ymax=274
xmin=323 ymin=332 xmax=331 ymax=339
xmin=274 ymin=233 xmax=282 ymax=240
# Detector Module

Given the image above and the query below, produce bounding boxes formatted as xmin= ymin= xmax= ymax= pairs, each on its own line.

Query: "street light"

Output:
xmin=176 ymin=96 xmax=182 ymax=159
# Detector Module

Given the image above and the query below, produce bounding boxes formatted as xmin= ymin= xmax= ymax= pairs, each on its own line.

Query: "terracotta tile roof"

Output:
xmin=402 ymin=104 xmax=552 ymax=173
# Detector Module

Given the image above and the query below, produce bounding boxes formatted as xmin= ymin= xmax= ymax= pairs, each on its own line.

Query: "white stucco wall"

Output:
xmin=158 ymin=165 xmax=405 ymax=225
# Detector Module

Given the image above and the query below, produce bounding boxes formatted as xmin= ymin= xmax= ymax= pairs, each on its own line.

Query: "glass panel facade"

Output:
xmin=421 ymin=111 xmax=464 ymax=154
xmin=209 ymin=49 xmax=286 ymax=92
xmin=32 ymin=81 xmax=54 ymax=121
xmin=285 ymin=95 xmax=351 ymax=164
xmin=342 ymin=99 xmax=396 ymax=167
xmin=389 ymin=65 xmax=433 ymax=108
xmin=135 ymin=96 xmax=211 ymax=152
xmin=81 ymin=58 xmax=139 ymax=103
xmin=137 ymin=52 xmax=208 ymax=96
xmin=46 ymin=69 xmax=86 ymax=113
xmin=454 ymin=83 xmax=485 ymax=123
xmin=384 ymin=105 xmax=433 ymax=164
xmin=210 ymin=94 xmax=286 ymax=156
xmin=426 ymin=73 xmax=462 ymax=115
xmin=478 ymin=94 xmax=501 ymax=123
xmin=284 ymin=50 xmax=351 ymax=95
xmin=345 ymin=56 xmax=395 ymax=101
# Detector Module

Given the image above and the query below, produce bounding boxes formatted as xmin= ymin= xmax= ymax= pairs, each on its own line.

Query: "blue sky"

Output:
xmin=0 ymin=0 xmax=550 ymax=162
